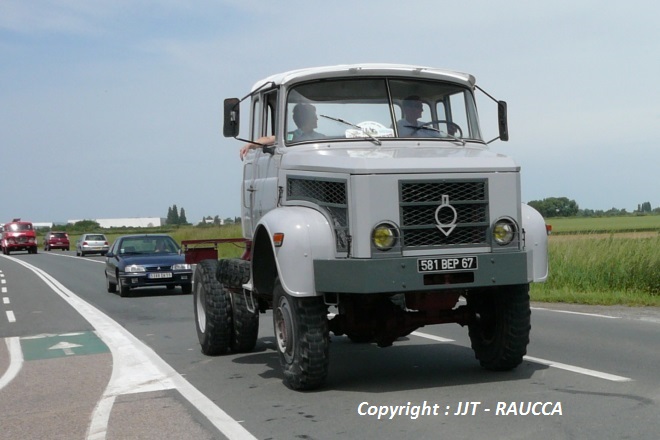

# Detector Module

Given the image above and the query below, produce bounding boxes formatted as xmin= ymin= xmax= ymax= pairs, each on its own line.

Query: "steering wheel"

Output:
xmin=418 ymin=120 xmax=463 ymax=138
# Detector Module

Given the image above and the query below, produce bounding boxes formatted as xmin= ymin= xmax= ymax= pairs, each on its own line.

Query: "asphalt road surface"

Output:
xmin=1 ymin=250 xmax=658 ymax=439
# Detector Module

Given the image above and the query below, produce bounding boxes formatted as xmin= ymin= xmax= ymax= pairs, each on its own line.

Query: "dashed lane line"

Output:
xmin=531 ymin=306 xmax=620 ymax=319
xmin=410 ymin=331 xmax=633 ymax=382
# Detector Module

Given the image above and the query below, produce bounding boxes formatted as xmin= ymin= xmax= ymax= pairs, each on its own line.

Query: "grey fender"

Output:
xmin=521 ymin=203 xmax=549 ymax=282
xmin=252 ymin=206 xmax=336 ymax=297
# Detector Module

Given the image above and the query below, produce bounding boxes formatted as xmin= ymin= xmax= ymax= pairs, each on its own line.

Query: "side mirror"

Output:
xmin=497 ymin=100 xmax=509 ymax=142
xmin=105 ymin=251 xmax=114 ymax=258
xmin=223 ymin=98 xmax=240 ymax=138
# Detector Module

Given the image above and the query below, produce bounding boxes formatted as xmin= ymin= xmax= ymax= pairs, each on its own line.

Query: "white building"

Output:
xmin=68 ymin=217 xmax=166 ymax=228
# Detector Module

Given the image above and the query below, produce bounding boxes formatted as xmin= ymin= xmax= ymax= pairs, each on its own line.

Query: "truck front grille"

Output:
xmin=399 ymin=180 xmax=489 ymax=249
xmin=287 ymin=177 xmax=349 ymax=251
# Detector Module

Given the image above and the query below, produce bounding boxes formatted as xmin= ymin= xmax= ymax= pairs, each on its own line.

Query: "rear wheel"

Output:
xmin=467 ymin=284 xmax=531 ymax=371
xmin=219 ymin=259 xmax=259 ymax=353
xmin=193 ymin=259 xmax=231 ymax=355
xmin=273 ymin=278 xmax=329 ymax=390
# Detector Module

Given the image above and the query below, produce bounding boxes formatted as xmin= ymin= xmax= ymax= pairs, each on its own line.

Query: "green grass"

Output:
xmin=531 ymin=234 xmax=660 ymax=306
xmin=548 ymin=215 xmax=660 ymax=234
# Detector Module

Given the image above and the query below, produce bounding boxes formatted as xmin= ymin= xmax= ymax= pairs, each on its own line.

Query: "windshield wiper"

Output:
xmin=319 ymin=115 xmax=382 ymax=146
xmin=411 ymin=124 xmax=466 ymax=146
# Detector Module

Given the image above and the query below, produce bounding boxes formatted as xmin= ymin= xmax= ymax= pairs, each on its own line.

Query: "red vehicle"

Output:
xmin=1 ymin=219 xmax=38 ymax=255
xmin=44 ymin=231 xmax=70 ymax=251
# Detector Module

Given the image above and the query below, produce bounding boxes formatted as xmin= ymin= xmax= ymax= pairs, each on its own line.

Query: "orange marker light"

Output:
xmin=273 ymin=232 xmax=285 ymax=247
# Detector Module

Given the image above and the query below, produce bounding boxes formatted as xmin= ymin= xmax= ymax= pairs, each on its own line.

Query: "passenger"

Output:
xmin=239 ymin=103 xmax=325 ymax=160
xmin=288 ymin=103 xmax=325 ymax=142
xmin=239 ymin=135 xmax=275 ymax=160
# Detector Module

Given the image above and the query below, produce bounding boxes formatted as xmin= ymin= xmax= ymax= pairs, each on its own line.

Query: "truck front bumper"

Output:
xmin=314 ymin=251 xmax=529 ymax=294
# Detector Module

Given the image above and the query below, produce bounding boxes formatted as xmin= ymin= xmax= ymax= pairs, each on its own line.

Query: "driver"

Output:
xmin=154 ymin=239 xmax=169 ymax=253
xmin=396 ymin=96 xmax=440 ymax=138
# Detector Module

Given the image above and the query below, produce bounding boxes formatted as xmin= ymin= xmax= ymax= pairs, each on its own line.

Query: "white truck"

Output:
xmin=187 ymin=64 xmax=548 ymax=390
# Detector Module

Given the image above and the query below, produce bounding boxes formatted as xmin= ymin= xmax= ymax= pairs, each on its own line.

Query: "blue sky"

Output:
xmin=1 ymin=1 xmax=658 ymax=224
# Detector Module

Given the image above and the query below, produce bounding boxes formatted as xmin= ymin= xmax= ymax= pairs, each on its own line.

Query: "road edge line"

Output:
xmin=0 ymin=337 xmax=23 ymax=391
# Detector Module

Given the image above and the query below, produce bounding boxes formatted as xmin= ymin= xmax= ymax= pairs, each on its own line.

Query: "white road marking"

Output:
xmin=46 ymin=252 xmax=105 ymax=263
xmin=532 ymin=306 xmax=619 ymax=319
xmin=2 ymin=287 xmax=7 ymax=293
xmin=524 ymin=355 xmax=632 ymax=382
xmin=411 ymin=332 xmax=633 ymax=383
xmin=49 ymin=341 xmax=83 ymax=356
xmin=3 ymin=255 xmax=257 ymax=440
xmin=410 ymin=331 xmax=454 ymax=343
xmin=0 ymin=338 xmax=23 ymax=391
xmin=3 ymin=297 xmax=9 ymax=304
xmin=6 ymin=310 xmax=16 ymax=322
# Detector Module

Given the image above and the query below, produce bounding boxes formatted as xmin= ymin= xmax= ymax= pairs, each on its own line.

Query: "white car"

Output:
xmin=76 ymin=233 xmax=110 ymax=256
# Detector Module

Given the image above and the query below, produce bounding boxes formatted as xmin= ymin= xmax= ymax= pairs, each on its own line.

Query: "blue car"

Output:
xmin=104 ymin=234 xmax=193 ymax=297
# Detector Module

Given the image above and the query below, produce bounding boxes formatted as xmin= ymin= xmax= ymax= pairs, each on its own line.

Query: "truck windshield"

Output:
xmin=8 ymin=223 xmax=32 ymax=232
xmin=285 ymin=78 xmax=482 ymax=144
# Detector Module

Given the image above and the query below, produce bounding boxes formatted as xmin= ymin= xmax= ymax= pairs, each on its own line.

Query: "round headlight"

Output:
xmin=372 ymin=223 xmax=398 ymax=251
xmin=492 ymin=220 xmax=515 ymax=245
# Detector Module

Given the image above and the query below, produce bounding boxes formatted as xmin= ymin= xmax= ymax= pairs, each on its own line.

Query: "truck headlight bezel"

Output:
xmin=371 ymin=222 xmax=399 ymax=251
xmin=491 ymin=218 xmax=518 ymax=246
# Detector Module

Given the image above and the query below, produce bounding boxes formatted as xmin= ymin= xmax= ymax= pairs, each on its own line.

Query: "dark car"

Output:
xmin=44 ymin=231 xmax=70 ymax=251
xmin=104 ymin=234 xmax=193 ymax=297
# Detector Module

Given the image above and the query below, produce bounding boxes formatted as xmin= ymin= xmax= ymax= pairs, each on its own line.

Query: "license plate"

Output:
xmin=148 ymin=272 xmax=172 ymax=279
xmin=417 ymin=256 xmax=478 ymax=273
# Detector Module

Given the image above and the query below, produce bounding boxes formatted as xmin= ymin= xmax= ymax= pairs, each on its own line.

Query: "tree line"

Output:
xmin=166 ymin=204 xmax=188 ymax=225
xmin=527 ymin=197 xmax=659 ymax=218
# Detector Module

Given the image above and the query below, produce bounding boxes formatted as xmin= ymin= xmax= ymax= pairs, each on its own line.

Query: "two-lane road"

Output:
xmin=1 ymin=251 xmax=658 ymax=439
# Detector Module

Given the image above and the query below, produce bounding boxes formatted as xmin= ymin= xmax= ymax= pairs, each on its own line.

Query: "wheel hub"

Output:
xmin=275 ymin=298 xmax=294 ymax=363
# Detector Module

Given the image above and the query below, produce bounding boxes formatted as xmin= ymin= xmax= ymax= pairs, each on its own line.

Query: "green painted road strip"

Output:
xmin=21 ymin=331 xmax=109 ymax=361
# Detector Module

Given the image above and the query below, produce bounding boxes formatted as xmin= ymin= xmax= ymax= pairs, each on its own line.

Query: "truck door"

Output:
xmin=242 ymin=90 xmax=280 ymax=238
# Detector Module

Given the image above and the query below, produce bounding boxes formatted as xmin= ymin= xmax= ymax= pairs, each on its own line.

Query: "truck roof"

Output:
xmin=251 ymin=63 xmax=476 ymax=92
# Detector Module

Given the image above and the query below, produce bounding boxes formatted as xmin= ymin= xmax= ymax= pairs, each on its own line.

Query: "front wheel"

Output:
xmin=467 ymin=284 xmax=531 ymax=371
xmin=106 ymin=273 xmax=117 ymax=293
xmin=118 ymin=278 xmax=130 ymax=297
xmin=273 ymin=278 xmax=329 ymax=390
xmin=193 ymin=259 xmax=231 ymax=355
